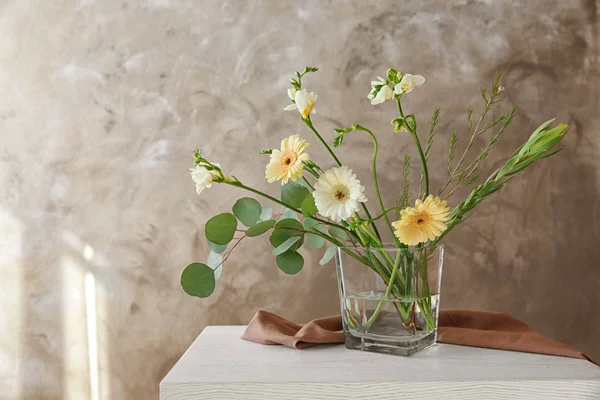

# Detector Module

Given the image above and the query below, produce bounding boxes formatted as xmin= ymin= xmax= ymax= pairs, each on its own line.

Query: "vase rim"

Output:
xmin=335 ymin=243 xmax=444 ymax=251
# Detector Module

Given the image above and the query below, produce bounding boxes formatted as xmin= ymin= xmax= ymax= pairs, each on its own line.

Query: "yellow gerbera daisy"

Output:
xmin=392 ymin=195 xmax=450 ymax=246
xmin=265 ymin=135 xmax=310 ymax=184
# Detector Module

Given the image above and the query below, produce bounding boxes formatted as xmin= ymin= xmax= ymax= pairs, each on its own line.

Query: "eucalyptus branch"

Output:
xmin=275 ymin=225 xmax=370 ymax=266
xmin=211 ymin=234 xmax=248 ymax=271
xmin=226 ymin=180 xmax=346 ymax=231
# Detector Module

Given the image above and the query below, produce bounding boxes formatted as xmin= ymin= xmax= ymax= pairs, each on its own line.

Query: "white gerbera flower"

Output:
xmin=313 ymin=166 xmax=368 ymax=222
xmin=284 ymin=89 xmax=317 ymax=118
xmin=394 ymin=74 xmax=425 ymax=95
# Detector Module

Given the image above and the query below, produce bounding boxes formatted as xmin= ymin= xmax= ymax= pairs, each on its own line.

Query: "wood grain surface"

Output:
xmin=160 ymin=326 xmax=600 ymax=399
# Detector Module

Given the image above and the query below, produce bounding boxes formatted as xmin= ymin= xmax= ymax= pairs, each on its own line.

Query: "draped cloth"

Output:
xmin=241 ymin=309 xmax=597 ymax=366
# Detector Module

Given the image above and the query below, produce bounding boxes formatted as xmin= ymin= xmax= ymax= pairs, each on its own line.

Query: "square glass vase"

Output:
xmin=335 ymin=245 xmax=444 ymax=356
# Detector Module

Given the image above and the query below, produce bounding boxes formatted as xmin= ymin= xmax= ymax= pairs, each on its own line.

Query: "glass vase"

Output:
xmin=335 ymin=245 xmax=444 ymax=356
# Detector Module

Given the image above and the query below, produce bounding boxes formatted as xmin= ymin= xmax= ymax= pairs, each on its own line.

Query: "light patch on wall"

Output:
xmin=0 ymin=207 xmax=23 ymax=398
xmin=55 ymin=64 xmax=106 ymax=85
xmin=60 ymin=233 xmax=109 ymax=400
xmin=85 ymin=272 xmax=99 ymax=400
xmin=147 ymin=0 xmax=170 ymax=9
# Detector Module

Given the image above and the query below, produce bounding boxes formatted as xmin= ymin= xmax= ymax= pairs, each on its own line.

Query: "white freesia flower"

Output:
xmin=394 ymin=74 xmax=425 ymax=95
xmin=284 ymin=89 xmax=317 ymax=118
xmin=313 ymin=166 xmax=368 ymax=222
xmin=367 ymin=77 xmax=394 ymax=105
xmin=287 ymin=88 xmax=296 ymax=101
xmin=370 ymin=84 xmax=393 ymax=105
xmin=190 ymin=163 xmax=223 ymax=195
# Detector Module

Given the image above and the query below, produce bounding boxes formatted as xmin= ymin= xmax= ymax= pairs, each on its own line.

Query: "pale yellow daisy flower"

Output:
xmin=392 ymin=195 xmax=450 ymax=246
xmin=265 ymin=135 xmax=310 ymax=184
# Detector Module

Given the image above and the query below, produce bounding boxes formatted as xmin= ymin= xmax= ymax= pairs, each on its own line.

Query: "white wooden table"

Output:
xmin=161 ymin=326 xmax=600 ymax=399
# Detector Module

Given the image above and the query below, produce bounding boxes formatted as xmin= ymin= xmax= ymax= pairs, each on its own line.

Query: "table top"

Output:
xmin=161 ymin=326 xmax=600 ymax=400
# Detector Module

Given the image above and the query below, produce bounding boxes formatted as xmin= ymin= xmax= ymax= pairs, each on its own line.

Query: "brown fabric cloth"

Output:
xmin=242 ymin=309 xmax=598 ymax=366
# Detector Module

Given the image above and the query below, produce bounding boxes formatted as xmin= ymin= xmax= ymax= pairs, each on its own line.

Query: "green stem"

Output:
xmin=365 ymin=207 xmax=400 ymax=223
xmin=227 ymin=181 xmax=346 ymax=231
xmin=303 ymin=116 xmax=382 ymax=240
xmin=355 ymin=126 xmax=401 ymax=246
xmin=365 ymin=250 xmax=402 ymax=329
xmin=397 ymin=99 xmax=429 ymax=197
xmin=302 ymin=176 xmax=315 ymax=190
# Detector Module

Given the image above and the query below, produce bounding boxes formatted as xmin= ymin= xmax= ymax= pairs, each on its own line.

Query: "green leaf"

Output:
xmin=181 ymin=263 xmax=216 ymax=298
xmin=232 ymin=197 xmax=262 ymax=227
xmin=301 ymin=194 xmax=318 ymax=217
xmin=279 ymin=209 xmax=298 ymax=221
xmin=329 ymin=226 xmax=350 ymax=242
xmin=205 ymin=213 xmax=237 ymax=245
xmin=319 ymin=247 xmax=337 ymax=265
xmin=272 ymin=236 xmax=301 ymax=255
xmin=398 ymin=154 xmax=411 ymax=215
xmin=303 ymin=218 xmax=326 ymax=248
xmin=303 ymin=218 xmax=324 ymax=231
xmin=276 ymin=250 xmax=304 ymax=275
xmin=259 ymin=205 xmax=272 ymax=221
xmin=281 ymin=182 xmax=310 ymax=209
xmin=207 ymin=239 xmax=227 ymax=254
xmin=333 ymin=134 xmax=344 ymax=148
xmin=207 ymin=250 xmax=223 ymax=280
xmin=246 ymin=220 xmax=276 ymax=237
xmin=306 ymin=232 xmax=325 ymax=248
xmin=269 ymin=218 xmax=304 ymax=250
xmin=386 ymin=68 xmax=399 ymax=83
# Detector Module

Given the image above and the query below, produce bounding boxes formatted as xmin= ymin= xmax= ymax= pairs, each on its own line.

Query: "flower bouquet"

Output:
xmin=182 ymin=66 xmax=567 ymax=356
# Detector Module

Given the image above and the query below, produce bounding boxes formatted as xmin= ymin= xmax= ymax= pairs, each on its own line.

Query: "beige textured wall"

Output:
xmin=0 ymin=0 xmax=599 ymax=399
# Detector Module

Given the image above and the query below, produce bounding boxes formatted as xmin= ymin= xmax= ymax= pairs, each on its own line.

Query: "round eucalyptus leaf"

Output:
xmin=306 ymin=233 xmax=326 ymax=249
xmin=232 ymin=197 xmax=262 ymax=227
xmin=272 ymin=236 xmax=301 ymax=256
xmin=301 ymin=194 xmax=318 ymax=217
xmin=278 ymin=209 xmax=298 ymax=221
xmin=259 ymin=205 xmax=273 ymax=221
xmin=329 ymin=226 xmax=350 ymax=242
xmin=319 ymin=247 xmax=337 ymax=265
xmin=246 ymin=220 xmax=276 ymax=237
xmin=207 ymin=250 xmax=224 ymax=280
xmin=303 ymin=218 xmax=326 ymax=248
xmin=269 ymin=218 xmax=304 ymax=249
xmin=281 ymin=182 xmax=310 ymax=209
xmin=207 ymin=239 xmax=227 ymax=254
xmin=303 ymin=218 xmax=325 ymax=233
xmin=181 ymin=263 xmax=216 ymax=297
xmin=205 ymin=213 xmax=237 ymax=245
xmin=276 ymin=250 xmax=304 ymax=275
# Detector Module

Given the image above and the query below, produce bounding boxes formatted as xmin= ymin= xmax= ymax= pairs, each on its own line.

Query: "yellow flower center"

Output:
xmin=333 ymin=185 xmax=349 ymax=202
xmin=412 ymin=211 xmax=430 ymax=226
xmin=281 ymin=151 xmax=297 ymax=167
